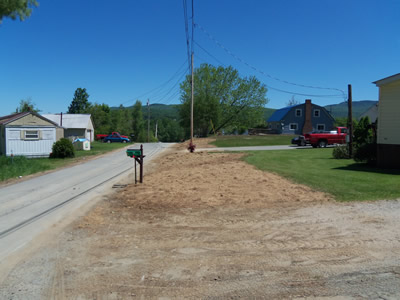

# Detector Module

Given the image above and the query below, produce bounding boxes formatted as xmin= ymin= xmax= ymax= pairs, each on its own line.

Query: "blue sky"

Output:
xmin=0 ymin=0 xmax=399 ymax=116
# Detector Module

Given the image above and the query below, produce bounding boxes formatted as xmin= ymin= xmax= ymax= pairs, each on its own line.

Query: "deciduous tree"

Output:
xmin=15 ymin=98 xmax=40 ymax=113
xmin=179 ymin=64 xmax=268 ymax=137
xmin=89 ymin=103 xmax=111 ymax=135
xmin=0 ymin=0 xmax=38 ymax=23
xmin=131 ymin=100 xmax=146 ymax=141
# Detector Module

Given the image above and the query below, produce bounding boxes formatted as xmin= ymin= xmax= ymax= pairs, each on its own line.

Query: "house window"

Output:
xmin=314 ymin=109 xmax=320 ymax=117
xmin=25 ymin=130 xmax=39 ymax=140
xmin=317 ymin=124 xmax=325 ymax=131
xmin=295 ymin=109 xmax=302 ymax=117
xmin=289 ymin=123 xmax=298 ymax=130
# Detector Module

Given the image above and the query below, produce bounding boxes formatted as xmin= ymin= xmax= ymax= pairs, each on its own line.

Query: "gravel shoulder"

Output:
xmin=1 ymin=139 xmax=400 ymax=299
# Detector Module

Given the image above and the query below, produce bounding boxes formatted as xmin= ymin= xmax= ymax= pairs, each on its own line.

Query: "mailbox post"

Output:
xmin=126 ymin=144 xmax=145 ymax=183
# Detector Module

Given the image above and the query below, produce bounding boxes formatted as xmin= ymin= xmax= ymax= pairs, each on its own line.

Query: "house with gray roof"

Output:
xmin=267 ymin=99 xmax=335 ymax=135
xmin=42 ymin=113 xmax=94 ymax=142
xmin=359 ymin=103 xmax=378 ymax=123
xmin=0 ymin=112 xmax=62 ymax=157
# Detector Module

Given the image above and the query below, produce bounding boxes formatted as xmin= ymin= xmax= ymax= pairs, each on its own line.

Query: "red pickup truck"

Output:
xmin=304 ymin=127 xmax=348 ymax=148
xmin=96 ymin=132 xmax=128 ymax=140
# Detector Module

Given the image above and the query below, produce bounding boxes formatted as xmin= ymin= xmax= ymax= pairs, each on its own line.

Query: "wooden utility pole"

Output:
xmin=190 ymin=53 xmax=194 ymax=144
xmin=155 ymin=121 xmax=158 ymax=139
xmin=347 ymin=84 xmax=353 ymax=157
xmin=147 ymin=99 xmax=150 ymax=143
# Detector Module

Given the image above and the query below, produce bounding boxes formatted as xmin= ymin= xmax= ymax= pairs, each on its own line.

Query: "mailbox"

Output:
xmin=126 ymin=149 xmax=142 ymax=157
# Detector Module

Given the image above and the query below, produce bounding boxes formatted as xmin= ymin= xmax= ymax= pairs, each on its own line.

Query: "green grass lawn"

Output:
xmin=244 ymin=148 xmax=400 ymax=201
xmin=0 ymin=141 xmax=131 ymax=182
xmin=210 ymin=134 xmax=296 ymax=147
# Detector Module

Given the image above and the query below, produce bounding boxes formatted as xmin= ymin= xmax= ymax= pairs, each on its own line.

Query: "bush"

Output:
xmin=332 ymin=145 xmax=351 ymax=159
xmin=354 ymin=142 xmax=377 ymax=166
xmin=50 ymin=138 xmax=75 ymax=158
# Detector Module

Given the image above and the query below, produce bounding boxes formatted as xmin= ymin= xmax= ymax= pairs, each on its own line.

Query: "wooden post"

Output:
xmin=190 ymin=52 xmax=194 ymax=145
xmin=147 ymin=99 xmax=150 ymax=143
xmin=140 ymin=144 xmax=144 ymax=183
xmin=347 ymin=84 xmax=353 ymax=157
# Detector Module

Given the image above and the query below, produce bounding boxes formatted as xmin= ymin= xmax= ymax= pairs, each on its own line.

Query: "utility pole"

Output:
xmin=147 ymin=99 xmax=150 ymax=143
xmin=347 ymin=84 xmax=353 ymax=157
xmin=155 ymin=121 xmax=158 ymax=140
xmin=188 ymin=0 xmax=195 ymax=151
xmin=190 ymin=53 xmax=194 ymax=144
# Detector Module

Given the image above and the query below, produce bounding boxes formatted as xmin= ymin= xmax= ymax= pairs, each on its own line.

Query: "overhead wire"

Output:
xmin=195 ymin=23 xmax=347 ymax=99
xmin=149 ymin=69 xmax=188 ymax=104
xmin=115 ymin=60 xmax=187 ymax=106
xmin=183 ymin=0 xmax=191 ymax=73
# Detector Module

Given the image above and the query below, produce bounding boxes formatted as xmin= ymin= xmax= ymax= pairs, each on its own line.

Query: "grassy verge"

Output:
xmin=0 ymin=141 xmax=130 ymax=182
xmin=210 ymin=134 xmax=295 ymax=147
xmin=244 ymin=148 xmax=400 ymax=201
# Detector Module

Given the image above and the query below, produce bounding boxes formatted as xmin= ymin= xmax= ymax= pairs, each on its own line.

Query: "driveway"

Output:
xmin=196 ymin=145 xmax=313 ymax=151
xmin=0 ymin=143 xmax=173 ymax=263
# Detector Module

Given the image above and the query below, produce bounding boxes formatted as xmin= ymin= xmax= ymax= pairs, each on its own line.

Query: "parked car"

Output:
xmin=96 ymin=132 xmax=129 ymax=140
xmin=291 ymin=135 xmax=308 ymax=146
xmin=103 ymin=133 xmax=131 ymax=143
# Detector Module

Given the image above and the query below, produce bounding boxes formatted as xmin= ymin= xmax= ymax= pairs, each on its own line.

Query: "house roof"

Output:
xmin=0 ymin=111 xmax=59 ymax=126
xmin=42 ymin=114 xmax=92 ymax=129
xmin=0 ymin=112 xmax=30 ymax=125
xmin=359 ymin=103 xmax=378 ymax=121
xmin=373 ymin=73 xmax=400 ymax=87
xmin=267 ymin=104 xmax=301 ymax=122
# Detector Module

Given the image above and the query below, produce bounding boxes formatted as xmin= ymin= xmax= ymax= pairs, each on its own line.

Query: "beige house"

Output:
xmin=373 ymin=73 xmax=400 ymax=168
xmin=0 ymin=112 xmax=63 ymax=157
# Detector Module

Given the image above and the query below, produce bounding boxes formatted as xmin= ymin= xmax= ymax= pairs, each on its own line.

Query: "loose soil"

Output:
xmin=1 ymin=139 xmax=400 ymax=299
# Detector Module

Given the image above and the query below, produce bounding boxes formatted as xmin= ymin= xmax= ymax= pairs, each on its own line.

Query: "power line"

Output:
xmin=183 ymin=0 xmax=191 ymax=74
xmin=195 ymin=41 xmax=343 ymax=99
xmin=195 ymin=23 xmax=346 ymax=99
xmin=194 ymin=41 xmax=226 ymax=67
xmin=116 ymin=60 xmax=187 ymax=106
xmin=149 ymin=70 xmax=187 ymax=104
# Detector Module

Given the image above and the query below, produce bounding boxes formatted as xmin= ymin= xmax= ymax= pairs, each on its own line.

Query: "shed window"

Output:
xmin=289 ymin=123 xmax=298 ymax=130
xmin=317 ymin=124 xmax=325 ymax=131
xmin=25 ymin=130 xmax=39 ymax=140
xmin=295 ymin=109 xmax=302 ymax=117
xmin=314 ymin=109 xmax=320 ymax=117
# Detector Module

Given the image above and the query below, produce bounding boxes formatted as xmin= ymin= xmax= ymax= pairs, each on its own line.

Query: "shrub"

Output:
xmin=332 ymin=145 xmax=351 ymax=159
xmin=354 ymin=142 xmax=377 ymax=166
xmin=352 ymin=116 xmax=377 ymax=166
xmin=50 ymin=138 xmax=75 ymax=158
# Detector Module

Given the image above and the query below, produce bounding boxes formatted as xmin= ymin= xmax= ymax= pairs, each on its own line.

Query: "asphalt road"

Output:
xmin=0 ymin=142 xmax=172 ymax=262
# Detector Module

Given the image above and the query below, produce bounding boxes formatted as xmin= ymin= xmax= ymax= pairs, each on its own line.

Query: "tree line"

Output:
xmin=13 ymin=63 xmax=269 ymax=142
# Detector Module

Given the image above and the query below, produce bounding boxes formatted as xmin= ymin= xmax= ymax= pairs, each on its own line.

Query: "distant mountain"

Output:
xmin=324 ymin=100 xmax=378 ymax=119
xmin=142 ymin=103 xmax=180 ymax=120
xmin=111 ymin=103 xmax=180 ymax=120
xmin=110 ymin=100 xmax=377 ymax=123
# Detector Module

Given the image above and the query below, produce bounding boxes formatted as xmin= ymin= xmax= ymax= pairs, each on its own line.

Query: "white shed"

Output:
xmin=0 ymin=112 xmax=60 ymax=157
xmin=42 ymin=113 xmax=94 ymax=142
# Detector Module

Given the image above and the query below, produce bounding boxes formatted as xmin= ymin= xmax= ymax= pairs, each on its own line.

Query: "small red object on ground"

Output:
xmin=188 ymin=142 xmax=196 ymax=153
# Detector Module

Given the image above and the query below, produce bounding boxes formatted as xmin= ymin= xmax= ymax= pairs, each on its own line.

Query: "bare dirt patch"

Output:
xmin=2 ymin=141 xmax=400 ymax=299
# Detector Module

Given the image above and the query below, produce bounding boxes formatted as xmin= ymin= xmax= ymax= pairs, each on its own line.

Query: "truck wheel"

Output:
xmin=318 ymin=140 xmax=327 ymax=148
xmin=107 ymin=140 xmax=111 ymax=144
xmin=122 ymin=140 xmax=127 ymax=143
